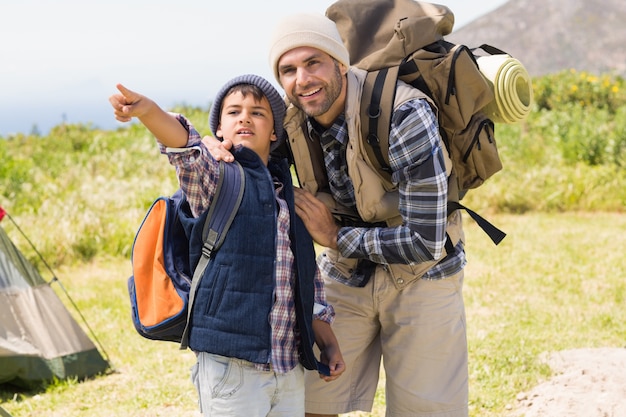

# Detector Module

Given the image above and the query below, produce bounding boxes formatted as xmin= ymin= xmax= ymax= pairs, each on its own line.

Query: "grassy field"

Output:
xmin=2 ymin=211 xmax=625 ymax=417
xmin=1 ymin=69 xmax=625 ymax=416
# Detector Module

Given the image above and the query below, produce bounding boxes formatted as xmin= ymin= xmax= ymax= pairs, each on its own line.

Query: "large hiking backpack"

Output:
xmin=326 ymin=0 xmax=527 ymax=245
xmin=128 ymin=160 xmax=244 ymax=348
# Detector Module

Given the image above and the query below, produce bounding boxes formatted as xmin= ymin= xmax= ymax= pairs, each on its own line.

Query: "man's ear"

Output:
xmin=339 ymin=62 xmax=349 ymax=75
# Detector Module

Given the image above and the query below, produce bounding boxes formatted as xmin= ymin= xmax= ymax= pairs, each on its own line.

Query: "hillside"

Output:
xmin=446 ymin=0 xmax=626 ymax=77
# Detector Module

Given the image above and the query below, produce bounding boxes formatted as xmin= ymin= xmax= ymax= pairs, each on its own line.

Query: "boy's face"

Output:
xmin=216 ymin=91 xmax=276 ymax=163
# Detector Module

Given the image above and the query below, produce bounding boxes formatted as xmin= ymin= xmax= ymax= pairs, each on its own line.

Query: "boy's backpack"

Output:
xmin=127 ymin=160 xmax=245 ymax=348
xmin=326 ymin=0 xmax=525 ymax=245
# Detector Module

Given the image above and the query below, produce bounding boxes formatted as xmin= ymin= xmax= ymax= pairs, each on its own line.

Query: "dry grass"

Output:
xmin=2 ymin=212 xmax=626 ymax=416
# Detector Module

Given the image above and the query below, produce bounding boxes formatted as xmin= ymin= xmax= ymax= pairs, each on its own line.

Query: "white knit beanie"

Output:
xmin=268 ymin=13 xmax=350 ymax=84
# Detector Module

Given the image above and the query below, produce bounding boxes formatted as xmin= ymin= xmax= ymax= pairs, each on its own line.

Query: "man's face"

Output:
xmin=277 ymin=46 xmax=346 ymax=126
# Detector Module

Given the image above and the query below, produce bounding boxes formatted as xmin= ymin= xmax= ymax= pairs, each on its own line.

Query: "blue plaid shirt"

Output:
xmin=308 ymin=98 xmax=465 ymax=284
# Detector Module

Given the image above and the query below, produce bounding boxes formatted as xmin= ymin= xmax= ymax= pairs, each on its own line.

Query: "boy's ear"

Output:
xmin=270 ymin=131 xmax=278 ymax=142
xmin=215 ymin=124 xmax=223 ymax=139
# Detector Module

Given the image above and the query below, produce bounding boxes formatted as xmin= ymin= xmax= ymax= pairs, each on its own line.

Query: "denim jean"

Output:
xmin=191 ymin=352 xmax=305 ymax=417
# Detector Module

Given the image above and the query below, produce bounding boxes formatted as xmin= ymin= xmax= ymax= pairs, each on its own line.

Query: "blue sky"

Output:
xmin=0 ymin=0 xmax=508 ymax=136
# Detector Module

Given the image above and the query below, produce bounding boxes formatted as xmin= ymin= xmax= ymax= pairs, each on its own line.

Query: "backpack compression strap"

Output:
xmin=447 ymin=201 xmax=506 ymax=245
xmin=179 ymin=160 xmax=245 ymax=350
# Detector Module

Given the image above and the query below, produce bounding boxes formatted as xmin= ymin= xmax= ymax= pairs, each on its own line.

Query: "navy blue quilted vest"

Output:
xmin=180 ymin=146 xmax=319 ymax=369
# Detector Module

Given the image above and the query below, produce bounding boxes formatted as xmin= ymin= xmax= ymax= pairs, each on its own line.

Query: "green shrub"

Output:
xmin=533 ymin=69 xmax=626 ymax=113
xmin=1 ymin=74 xmax=625 ymax=268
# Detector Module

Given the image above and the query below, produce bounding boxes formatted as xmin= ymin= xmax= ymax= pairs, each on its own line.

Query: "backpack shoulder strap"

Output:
xmin=360 ymin=67 xmax=398 ymax=184
xmin=201 ymin=160 xmax=246 ymax=254
xmin=180 ymin=160 xmax=245 ymax=349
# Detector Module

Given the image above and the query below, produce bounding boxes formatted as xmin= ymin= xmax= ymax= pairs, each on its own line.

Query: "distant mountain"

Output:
xmin=446 ymin=0 xmax=626 ymax=77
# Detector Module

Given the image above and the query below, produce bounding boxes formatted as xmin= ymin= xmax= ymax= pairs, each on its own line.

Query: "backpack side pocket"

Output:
xmin=446 ymin=112 xmax=502 ymax=191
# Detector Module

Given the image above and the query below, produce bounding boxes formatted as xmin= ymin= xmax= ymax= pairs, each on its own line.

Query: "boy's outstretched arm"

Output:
xmin=109 ymin=84 xmax=188 ymax=148
xmin=312 ymin=319 xmax=346 ymax=382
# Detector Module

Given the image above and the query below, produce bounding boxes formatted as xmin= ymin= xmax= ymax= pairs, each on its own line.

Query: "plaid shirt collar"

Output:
xmin=306 ymin=113 xmax=348 ymax=146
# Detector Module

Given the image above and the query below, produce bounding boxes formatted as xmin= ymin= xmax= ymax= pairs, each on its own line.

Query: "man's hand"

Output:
xmin=294 ymin=188 xmax=339 ymax=249
xmin=202 ymin=135 xmax=234 ymax=162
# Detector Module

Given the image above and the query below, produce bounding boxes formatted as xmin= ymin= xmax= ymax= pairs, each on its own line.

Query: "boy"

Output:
xmin=109 ymin=74 xmax=345 ymax=417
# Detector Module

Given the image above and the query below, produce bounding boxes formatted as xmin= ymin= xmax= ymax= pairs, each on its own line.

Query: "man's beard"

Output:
xmin=290 ymin=62 xmax=343 ymax=118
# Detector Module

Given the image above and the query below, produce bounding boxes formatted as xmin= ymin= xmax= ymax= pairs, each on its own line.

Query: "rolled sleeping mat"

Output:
xmin=477 ymin=54 xmax=533 ymax=124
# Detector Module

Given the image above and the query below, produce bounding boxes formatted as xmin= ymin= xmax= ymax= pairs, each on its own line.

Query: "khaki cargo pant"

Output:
xmin=305 ymin=268 xmax=468 ymax=417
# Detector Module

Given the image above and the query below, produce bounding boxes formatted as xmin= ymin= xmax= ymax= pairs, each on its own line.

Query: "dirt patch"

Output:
xmin=506 ymin=348 xmax=626 ymax=417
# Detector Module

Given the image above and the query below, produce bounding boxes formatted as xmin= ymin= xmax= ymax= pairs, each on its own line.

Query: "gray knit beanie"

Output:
xmin=268 ymin=13 xmax=350 ymax=84
xmin=209 ymin=74 xmax=285 ymax=141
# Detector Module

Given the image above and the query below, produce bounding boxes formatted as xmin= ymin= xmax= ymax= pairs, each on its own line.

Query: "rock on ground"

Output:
xmin=507 ymin=347 xmax=626 ymax=417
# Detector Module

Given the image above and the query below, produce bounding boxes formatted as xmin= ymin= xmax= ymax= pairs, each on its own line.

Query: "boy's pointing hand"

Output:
xmin=109 ymin=84 xmax=153 ymax=122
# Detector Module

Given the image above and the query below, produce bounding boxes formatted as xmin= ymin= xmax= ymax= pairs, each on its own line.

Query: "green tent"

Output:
xmin=0 ymin=406 xmax=14 ymax=417
xmin=0 ymin=225 xmax=110 ymax=388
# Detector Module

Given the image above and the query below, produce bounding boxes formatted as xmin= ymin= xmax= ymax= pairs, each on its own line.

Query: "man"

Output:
xmin=267 ymin=13 xmax=468 ymax=417
xmin=207 ymin=13 xmax=468 ymax=417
